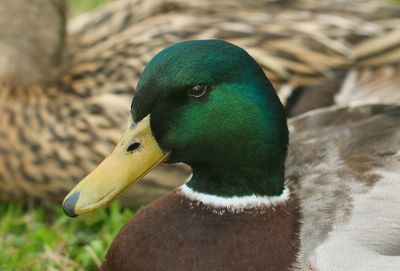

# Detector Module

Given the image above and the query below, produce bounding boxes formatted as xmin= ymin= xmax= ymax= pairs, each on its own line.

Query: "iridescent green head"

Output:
xmin=133 ymin=40 xmax=288 ymax=197
xmin=63 ymin=39 xmax=289 ymax=217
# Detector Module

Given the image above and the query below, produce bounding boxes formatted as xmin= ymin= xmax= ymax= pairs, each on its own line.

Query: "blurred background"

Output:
xmin=0 ymin=0 xmax=399 ymax=270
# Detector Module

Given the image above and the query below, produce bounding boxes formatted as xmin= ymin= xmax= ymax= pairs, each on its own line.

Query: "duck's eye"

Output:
xmin=188 ymin=84 xmax=208 ymax=98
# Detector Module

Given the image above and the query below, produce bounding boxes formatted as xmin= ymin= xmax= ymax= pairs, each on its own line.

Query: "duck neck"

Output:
xmin=177 ymin=179 xmax=301 ymax=270
xmin=186 ymin=163 xmax=285 ymax=198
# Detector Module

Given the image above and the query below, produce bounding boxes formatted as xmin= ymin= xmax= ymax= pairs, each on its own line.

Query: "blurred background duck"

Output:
xmin=0 ymin=0 xmax=399 ymax=205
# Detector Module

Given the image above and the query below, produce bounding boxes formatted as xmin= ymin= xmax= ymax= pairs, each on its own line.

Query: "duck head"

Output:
xmin=63 ymin=39 xmax=288 ymax=216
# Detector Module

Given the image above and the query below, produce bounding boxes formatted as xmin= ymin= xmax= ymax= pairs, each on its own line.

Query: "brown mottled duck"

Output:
xmin=0 ymin=0 xmax=399 ymax=205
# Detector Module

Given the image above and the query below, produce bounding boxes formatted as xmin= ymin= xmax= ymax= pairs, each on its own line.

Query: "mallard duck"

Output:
xmin=63 ymin=40 xmax=400 ymax=270
xmin=1 ymin=0 xmax=399 ymax=205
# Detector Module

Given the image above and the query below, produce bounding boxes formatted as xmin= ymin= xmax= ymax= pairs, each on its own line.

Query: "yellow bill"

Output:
xmin=62 ymin=114 xmax=169 ymax=217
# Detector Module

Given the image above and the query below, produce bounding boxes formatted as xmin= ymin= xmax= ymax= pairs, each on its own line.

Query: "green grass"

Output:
xmin=0 ymin=202 xmax=135 ymax=271
xmin=69 ymin=0 xmax=116 ymax=17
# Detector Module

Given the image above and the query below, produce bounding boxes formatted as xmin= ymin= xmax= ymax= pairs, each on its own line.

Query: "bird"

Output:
xmin=63 ymin=40 xmax=400 ymax=271
xmin=1 ymin=0 xmax=399 ymax=205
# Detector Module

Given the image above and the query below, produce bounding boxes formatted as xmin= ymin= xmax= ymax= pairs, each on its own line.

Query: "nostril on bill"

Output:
xmin=126 ymin=140 xmax=141 ymax=153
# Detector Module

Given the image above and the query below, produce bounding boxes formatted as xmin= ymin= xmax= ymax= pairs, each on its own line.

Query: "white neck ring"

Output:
xmin=178 ymin=184 xmax=290 ymax=212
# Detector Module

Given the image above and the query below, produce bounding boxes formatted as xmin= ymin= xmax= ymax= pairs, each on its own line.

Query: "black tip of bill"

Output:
xmin=63 ymin=191 xmax=80 ymax=217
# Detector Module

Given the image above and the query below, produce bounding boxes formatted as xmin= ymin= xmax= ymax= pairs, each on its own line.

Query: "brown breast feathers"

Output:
xmin=101 ymin=189 xmax=301 ymax=271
